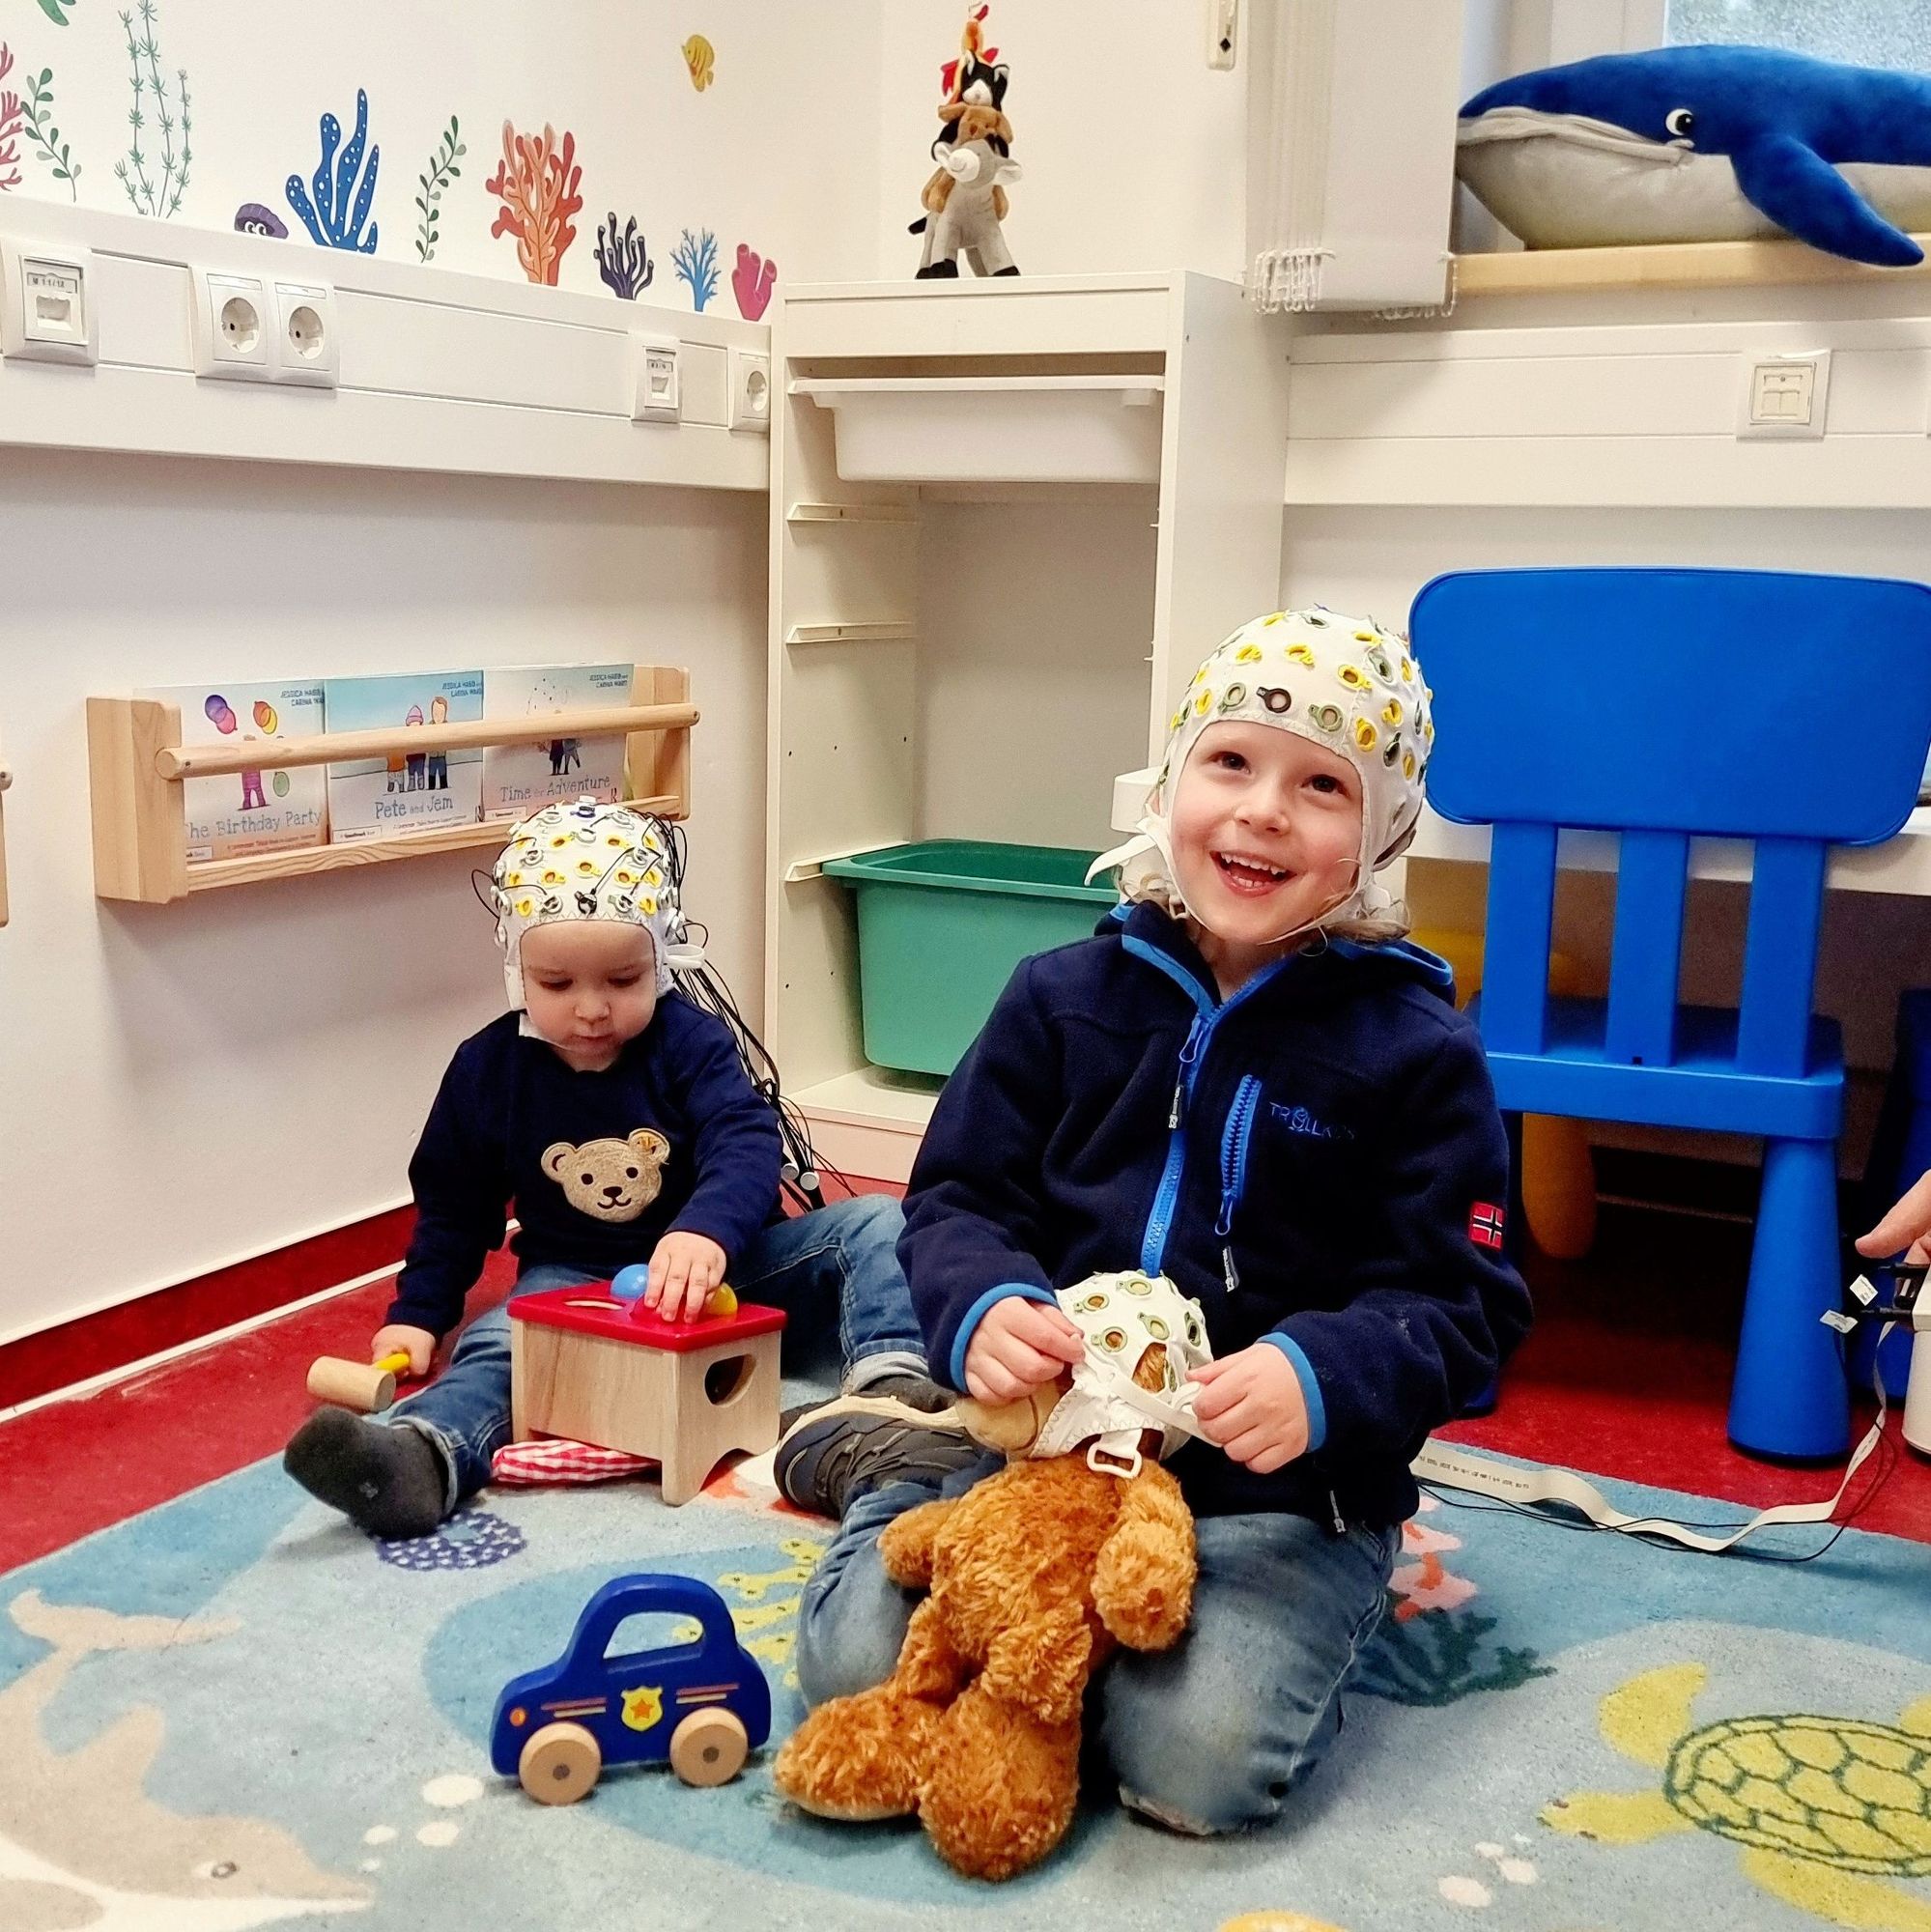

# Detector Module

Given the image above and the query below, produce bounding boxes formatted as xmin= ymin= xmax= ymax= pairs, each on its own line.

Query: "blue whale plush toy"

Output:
xmin=1460 ymin=45 xmax=1931 ymax=266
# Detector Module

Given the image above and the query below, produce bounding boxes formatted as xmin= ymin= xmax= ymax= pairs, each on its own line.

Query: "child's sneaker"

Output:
xmin=774 ymin=1399 xmax=984 ymax=1520
xmin=284 ymin=1408 xmax=449 ymax=1540
xmin=844 ymin=1367 xmax=960 ymax=1416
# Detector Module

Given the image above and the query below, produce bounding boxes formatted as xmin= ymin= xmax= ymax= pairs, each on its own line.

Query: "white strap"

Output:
xmin=1103 ymin=1365 xmax=1207 ymax=1440
xmin=1412 ymin=1322 xmax=1897 ymax=1554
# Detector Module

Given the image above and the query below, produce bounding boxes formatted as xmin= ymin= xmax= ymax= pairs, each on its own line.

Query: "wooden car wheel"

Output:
xmin=668 ymin=1707 xmax=748 ymax=1787
xmin=519 ymin=1721 xmax=602 ymax=1804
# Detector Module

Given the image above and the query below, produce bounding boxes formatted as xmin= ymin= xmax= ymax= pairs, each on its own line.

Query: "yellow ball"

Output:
xmin=1218 ymin=1915 xmax=1349 ymax=1932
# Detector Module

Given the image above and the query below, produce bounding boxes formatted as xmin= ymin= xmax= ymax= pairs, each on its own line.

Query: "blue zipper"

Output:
xmin=1124 ymin=936 xmax=1293 ymax=1279
xmin=1216 ymin=1076 xmax=1263 ymax=1238
xmin=1140 ymin=1011 xmax=1207 ymax=1274
xmin=1215 ymin=1074 xmax=1263 ymax=1293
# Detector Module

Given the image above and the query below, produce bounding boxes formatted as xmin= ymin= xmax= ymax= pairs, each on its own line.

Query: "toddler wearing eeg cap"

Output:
xmin=283 ymin=796 xmax=958 ymax=1538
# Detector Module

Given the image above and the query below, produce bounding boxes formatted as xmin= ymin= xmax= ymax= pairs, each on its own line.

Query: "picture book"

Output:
xmin=322 ymin=669 xmax=484 ymax=842
xmin=481 ymin=663 xmax=634 ymax=817
xmin=135 ymin=679 xmax=327 ymax=863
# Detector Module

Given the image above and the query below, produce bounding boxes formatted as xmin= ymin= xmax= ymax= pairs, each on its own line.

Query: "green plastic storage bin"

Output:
xmin=822 ymin=841 xmax=1118 ymax=1077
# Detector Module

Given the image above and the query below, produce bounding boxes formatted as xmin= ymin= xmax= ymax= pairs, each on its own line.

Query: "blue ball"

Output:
xmin=610 ymin=1263 xmax=652 ymax=1303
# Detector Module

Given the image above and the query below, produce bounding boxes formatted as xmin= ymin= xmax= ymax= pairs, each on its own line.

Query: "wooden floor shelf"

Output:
xmin=88 ymin=665 xmax=696 ymax=906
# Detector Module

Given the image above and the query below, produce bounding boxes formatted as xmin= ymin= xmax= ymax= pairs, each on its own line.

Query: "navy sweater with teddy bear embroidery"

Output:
xmin=385 ymin=999 xmax=782 ymax=1338
xmin=901 ymin=902 xmax=1532 ymax=1529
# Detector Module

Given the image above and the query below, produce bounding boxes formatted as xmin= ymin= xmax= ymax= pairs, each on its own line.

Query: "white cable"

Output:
xmin=1413 ymin=1315 xmax=1905 ymax=1555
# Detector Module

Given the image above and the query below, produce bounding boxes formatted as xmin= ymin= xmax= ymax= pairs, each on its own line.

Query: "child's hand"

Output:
xmin=645 ymin=1232 xmax=727 ymax=1323
xmin=962 ymin=1295 xmax=1085 ymax=1404
xmin=1187 ymin=1344 xmax=1311 ymax=1474
xmin=372 ymin=1324 xmax=437 ymax=1378
xmin=1859 ymin=1168 xmax=1931 ymax=1264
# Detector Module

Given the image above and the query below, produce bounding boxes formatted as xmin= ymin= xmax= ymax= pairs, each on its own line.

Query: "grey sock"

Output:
xmin=284 ymin=1407 xmax=449 ymax=1540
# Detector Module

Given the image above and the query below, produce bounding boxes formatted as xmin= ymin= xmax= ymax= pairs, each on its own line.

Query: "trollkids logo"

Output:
xmin=1271 ymin=1102 xmax=1354 ymax=1142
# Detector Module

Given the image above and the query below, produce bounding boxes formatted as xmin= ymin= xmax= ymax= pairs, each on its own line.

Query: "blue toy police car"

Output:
xmin=490 ymin=1574 xmax=772 ymax=1804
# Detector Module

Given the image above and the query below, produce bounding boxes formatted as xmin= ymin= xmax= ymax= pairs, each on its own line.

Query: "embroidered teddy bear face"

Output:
xmin=540 ymin=1128 xmax=671 ymax=1222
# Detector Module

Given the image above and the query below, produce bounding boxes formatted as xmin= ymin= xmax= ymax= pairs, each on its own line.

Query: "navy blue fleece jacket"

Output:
xmin=900 ymin=903 xmax=1532 ymax=1528
xmin=385 ymin=999 xmax=782 ymax=1338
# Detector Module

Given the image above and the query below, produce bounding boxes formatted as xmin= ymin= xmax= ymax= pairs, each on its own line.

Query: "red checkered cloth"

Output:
xmin=491 ymin=1437 xmax=656 ymax=1486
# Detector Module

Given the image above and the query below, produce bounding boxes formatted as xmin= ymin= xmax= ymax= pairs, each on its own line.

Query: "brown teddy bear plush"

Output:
xmin=772 ymin=1344 xmax=1198 ymax=1880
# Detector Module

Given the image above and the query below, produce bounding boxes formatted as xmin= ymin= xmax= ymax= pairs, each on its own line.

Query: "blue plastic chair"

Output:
xmin=1410 ymin=567 xmax=1931 ymax=1461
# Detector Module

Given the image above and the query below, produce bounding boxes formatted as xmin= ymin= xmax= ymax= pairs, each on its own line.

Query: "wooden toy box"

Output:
xmin=508 ymin=1286 xmax=785 ymax=1505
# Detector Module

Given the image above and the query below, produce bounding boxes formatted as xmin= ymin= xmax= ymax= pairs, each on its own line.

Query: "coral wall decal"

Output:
xmin=595 ymin=211 xmax=653 ymax=298
xmin=485 ymin=121 xmax=582 ymax=286
xmin=0 ymin=46 xmax=21 ymax=192
xmin=731 ymin=242 xmax=775 ymax=319
xmin=20 ymin=58 xmax=78 ymax=198
xmin=671 ymin=227 xmax=718 ymax=311
xmin=414 ymin=114 xmax=463 ymax=264
xmin=114 ymin=1 xmax=188 ymax=217
xmin=288 ymin=89 xmax=380 ymax=252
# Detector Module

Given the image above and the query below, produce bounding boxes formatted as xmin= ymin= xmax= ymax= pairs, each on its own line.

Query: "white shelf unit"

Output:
xmin=766 ymin=273 xmax=1292 ymax=1181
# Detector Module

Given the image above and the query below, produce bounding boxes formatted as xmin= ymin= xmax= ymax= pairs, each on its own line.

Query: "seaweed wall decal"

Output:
xmin=414 ymin=114 xmax=463 ymax=264
xmin=485 ymin=120 xmax=582 ymax=286
xmin=114 ymin=0 xmax=188 ymax=217
xmin=0 ymin=45 xmax=21 ymax=192
xmin=287 ymin=89 xmax=381 ymax=252
xmin=20 ymin=59 xmax=79 ymax=198
xmin=671 ymin=227 xmax=718 ymax=311
xmin=595 ymin=211 xmax=652 ymax=298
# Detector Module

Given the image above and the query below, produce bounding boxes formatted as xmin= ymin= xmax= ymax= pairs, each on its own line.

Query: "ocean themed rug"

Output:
xmin=4 ymin=1440 xmax=1930 ymax=1932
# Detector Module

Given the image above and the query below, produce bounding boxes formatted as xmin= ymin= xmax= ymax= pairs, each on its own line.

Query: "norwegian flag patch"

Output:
xmin=1469 ymin=1203 xmax=1506 ymax=1251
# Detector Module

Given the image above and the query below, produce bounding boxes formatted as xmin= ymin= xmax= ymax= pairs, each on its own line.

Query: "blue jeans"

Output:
xmin=387 ymin=1194 xmax=922 ymax=1515
xmin=794 ymin=1452 xmax=1399 ymax=1837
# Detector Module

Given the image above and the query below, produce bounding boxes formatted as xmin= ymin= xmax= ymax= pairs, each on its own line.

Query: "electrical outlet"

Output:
xmin=1206 ymin=0 xmax=1238 ymax=69
xmin=270 ymin=277 xmax=338 ymax=388
xmin=633 ymin=333 xmax=681 ymax=423
xmin=192 ymin=269 xmax=273 ymax=383
xmin=728 ymin=347 xmax=770 ymax=435
xmin=1736 ymin=349 xmax=1831 ymax=440
xmin=0 ymin=241 xmax=99 ymax=366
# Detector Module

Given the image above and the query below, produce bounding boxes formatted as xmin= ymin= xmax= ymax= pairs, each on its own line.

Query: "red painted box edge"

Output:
xmin=506 ymin=1284 xmax=787 ymax=1351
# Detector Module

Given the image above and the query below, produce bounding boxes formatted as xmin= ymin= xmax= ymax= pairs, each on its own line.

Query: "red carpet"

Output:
xmin=3 ymin=1197 xmax=1927 ymax=1574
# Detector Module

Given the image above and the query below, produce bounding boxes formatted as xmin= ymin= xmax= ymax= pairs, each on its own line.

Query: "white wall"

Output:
xmin=0 ymin=455 xmax=776 ymax=1341
xmin=873 ymin=1 xmax=1247 ymax=283
xmin=0 ymin=4 xmax=892 ymax=1341
xmin=0 ymin=0 xmax=880 ymax=303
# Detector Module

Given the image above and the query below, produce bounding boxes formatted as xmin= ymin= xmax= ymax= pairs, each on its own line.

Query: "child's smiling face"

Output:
xmin=1167 ymin=720 xmax=1363 ymax=977
xmin=521 ymin=922 xmax=657 ymax=1072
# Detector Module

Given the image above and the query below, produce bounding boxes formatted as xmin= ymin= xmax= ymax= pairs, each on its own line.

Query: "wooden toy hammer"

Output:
xmin=306 ymin=1350 xmax=414 ymax=1413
